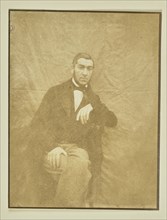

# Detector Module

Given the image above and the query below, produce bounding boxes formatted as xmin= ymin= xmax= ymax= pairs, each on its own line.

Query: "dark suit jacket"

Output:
xmin=26 ymin=79 xmax=117 ymax=177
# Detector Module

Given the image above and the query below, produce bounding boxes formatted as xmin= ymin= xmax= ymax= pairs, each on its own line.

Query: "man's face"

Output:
xmin=73 ymin=58 xmax=94 ymax=86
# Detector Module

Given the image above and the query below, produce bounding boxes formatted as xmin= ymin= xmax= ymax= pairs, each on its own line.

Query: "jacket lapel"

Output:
xmin=59 ymin=79 xmax=93 ymax=117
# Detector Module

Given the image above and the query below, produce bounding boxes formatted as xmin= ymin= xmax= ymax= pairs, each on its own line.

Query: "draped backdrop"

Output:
xmin=10 ymin=11 xmax=160 ymax=208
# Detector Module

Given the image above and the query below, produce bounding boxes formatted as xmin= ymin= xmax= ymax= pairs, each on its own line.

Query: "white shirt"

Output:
xmin=72 ymin=78 xmax=87 ymax=112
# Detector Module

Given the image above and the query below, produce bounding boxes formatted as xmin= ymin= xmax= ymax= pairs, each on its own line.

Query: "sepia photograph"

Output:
xmin=9 ymin=10 xmax=161 ymax=209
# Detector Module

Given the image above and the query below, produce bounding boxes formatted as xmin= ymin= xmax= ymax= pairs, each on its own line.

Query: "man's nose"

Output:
xmin=82 ymin=68 xmax=88 ymax=76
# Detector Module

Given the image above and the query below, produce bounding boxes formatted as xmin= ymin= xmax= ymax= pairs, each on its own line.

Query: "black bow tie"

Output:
xmin=72 ymin=84 xmax=87 ymax=93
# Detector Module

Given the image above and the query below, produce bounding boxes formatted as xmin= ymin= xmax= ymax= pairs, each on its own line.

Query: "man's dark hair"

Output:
xmin=72 ymin=53 xmax=94 ymax=67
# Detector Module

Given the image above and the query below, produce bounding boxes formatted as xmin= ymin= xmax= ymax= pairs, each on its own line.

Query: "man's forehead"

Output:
xmin=77 ymin=58 xmax=94 ymax=66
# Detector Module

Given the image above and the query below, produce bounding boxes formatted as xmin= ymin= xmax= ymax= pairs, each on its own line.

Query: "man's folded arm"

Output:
xmin=89 ymin=94 xmax=117 ymax=127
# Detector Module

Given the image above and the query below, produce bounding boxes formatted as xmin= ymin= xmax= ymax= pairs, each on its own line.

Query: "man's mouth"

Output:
xmin=80 ymin=78 xmax=88 ymax=82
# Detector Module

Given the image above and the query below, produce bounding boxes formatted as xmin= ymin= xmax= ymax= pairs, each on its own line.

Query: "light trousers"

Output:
xmin=43 ymin=143 xmax=92 ymax=207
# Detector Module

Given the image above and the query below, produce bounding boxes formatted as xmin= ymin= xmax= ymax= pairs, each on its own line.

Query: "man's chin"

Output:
xmin=79 ymin=80 xmax=88 ymax=85
xmin=79 ymin=82 xmax=87 ymax=86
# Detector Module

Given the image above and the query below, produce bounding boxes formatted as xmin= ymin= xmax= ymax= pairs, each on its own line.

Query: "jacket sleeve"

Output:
xmin=89 ymin=94 xmax=117 ymax=127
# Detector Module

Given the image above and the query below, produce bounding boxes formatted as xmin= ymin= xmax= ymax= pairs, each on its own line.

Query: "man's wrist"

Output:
xmin=88 ymin=103 xmax=93 ymax=111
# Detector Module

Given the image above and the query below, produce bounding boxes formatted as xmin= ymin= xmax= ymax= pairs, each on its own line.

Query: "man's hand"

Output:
xmin=76 ymin=103 xmax=93 ymax=125
xmin=47 ymin=147 xmax=67 ymax=169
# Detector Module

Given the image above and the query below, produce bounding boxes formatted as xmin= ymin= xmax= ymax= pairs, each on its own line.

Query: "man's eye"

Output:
xmin=88 ymin=67 xmax=93 ymax=71
xmin=78 ymin=65 xmax=85 ymax=69
xmin=77 ymin=65 xmax=93 ymax=70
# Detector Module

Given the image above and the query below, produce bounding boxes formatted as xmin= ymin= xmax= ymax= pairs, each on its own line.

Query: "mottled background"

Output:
xmin=10 ymin=11 xmax=160 ymax=208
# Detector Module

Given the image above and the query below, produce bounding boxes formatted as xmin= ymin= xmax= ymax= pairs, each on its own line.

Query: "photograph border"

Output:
xmin=1 ymin=1 xmax=166 ymax=220
xmin=8 ymin=9 xmax=162 ymax=211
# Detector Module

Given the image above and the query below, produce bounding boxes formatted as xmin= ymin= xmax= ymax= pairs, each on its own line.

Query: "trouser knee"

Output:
xmin=68 ymin=157 xmax=92 ymax=180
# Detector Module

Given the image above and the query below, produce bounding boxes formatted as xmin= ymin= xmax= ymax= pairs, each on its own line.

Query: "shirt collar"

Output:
xmin=72 ymin=78 xmax=88 ymax=88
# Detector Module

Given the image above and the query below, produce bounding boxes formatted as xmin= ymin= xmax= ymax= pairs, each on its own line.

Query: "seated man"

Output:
xmin=24 ymin=53 xmax=117 ymax=207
